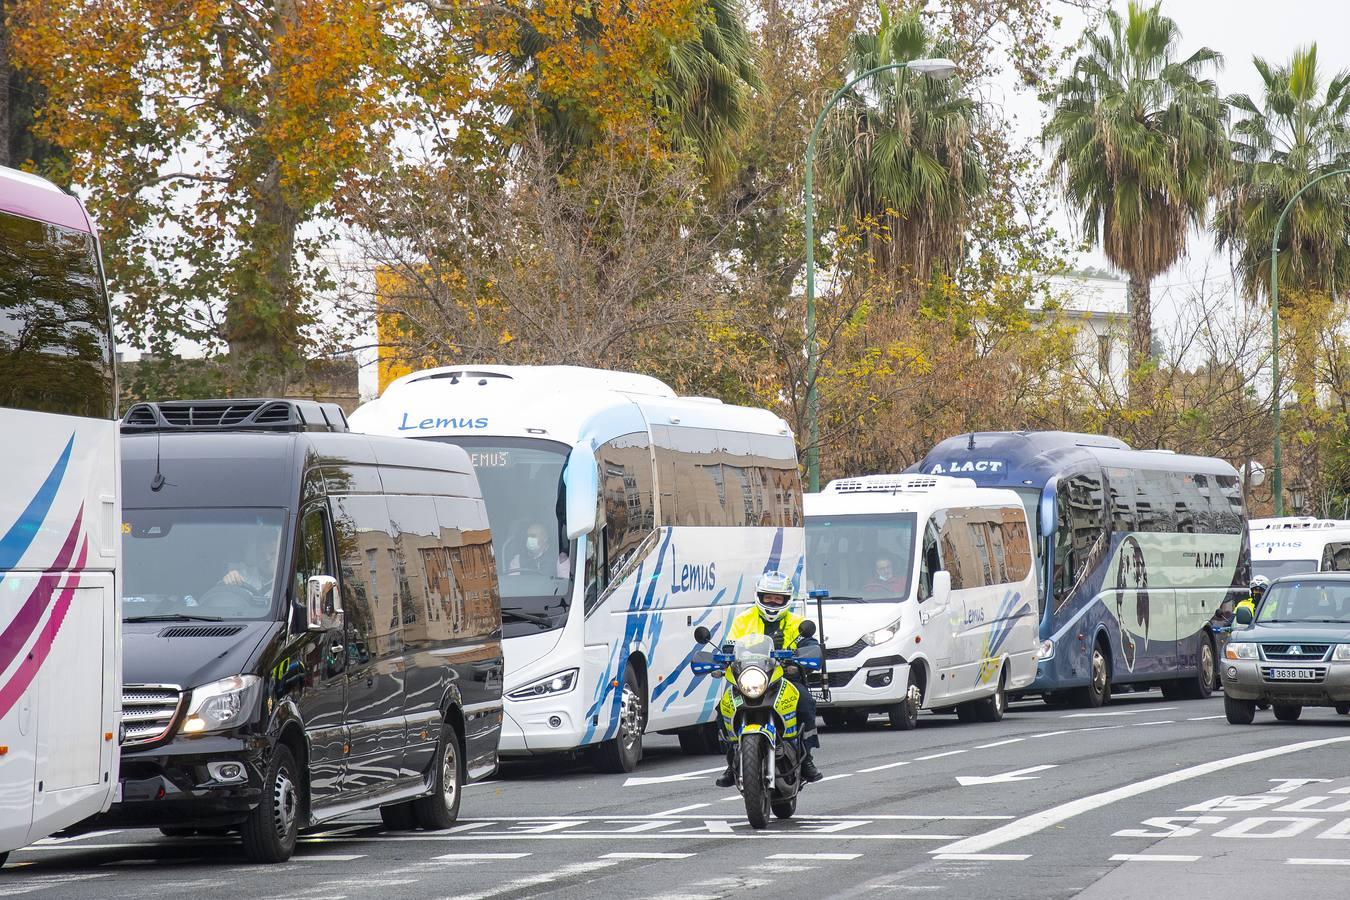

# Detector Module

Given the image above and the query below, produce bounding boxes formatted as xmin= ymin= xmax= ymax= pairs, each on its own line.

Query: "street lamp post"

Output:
xmin=1268 ymin=167 xmax=1350 ymax=516
xmin=802 ymin=58 xmax=958 ymax=493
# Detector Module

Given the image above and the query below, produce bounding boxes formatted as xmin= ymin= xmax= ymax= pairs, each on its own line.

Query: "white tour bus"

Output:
xmin=1250 ymin=517 xmax=1350 ymax=581
xmin=803 ymin=475 xmax=1039 ymax=730
xmin=1 ymin=167 xmax=121 ymax=864
xmin=349 ymin=365 xmax=803 ymax=771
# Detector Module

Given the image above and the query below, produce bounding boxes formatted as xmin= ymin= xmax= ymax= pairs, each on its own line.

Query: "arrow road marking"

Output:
xmin=956 ymin=764 xmax=1059 ymax=787
xmin=623 ymin=766 xmax=726 ymax=787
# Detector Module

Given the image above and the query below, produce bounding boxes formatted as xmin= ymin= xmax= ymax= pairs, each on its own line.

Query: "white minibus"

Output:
xmin=803 ymin=475 xmax=1038 ymax=730
xmin=1251 ymin=517 xmax=1350 ymax=581
xmin=349 ymin=365 xmax=803 ymax=771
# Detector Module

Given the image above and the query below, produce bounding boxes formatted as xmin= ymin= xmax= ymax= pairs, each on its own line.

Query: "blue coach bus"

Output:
xmin=913 ymin=432 xmax=1249 ymax=707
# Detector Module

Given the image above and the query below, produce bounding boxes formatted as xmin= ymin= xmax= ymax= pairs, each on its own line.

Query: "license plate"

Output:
xmin=1269 ymin=668 xmax=1317 ymax=680
xmin=809 ymin=687 xmax=828 ymax=701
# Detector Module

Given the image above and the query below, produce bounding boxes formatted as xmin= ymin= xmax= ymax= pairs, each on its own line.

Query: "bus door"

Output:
xmin=916 ymin=517 xmax=955 ymax=697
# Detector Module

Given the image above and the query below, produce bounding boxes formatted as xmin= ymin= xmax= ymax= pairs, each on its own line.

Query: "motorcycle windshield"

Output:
xmin=734 ymin=633 xmax=775 ymax=669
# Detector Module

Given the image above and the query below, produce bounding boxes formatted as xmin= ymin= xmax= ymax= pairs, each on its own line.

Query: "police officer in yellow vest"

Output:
xmin=715 ymin=571 xmax=824 ymax=787
xmin=1235 ymin=575 xmax=1269 ymax=623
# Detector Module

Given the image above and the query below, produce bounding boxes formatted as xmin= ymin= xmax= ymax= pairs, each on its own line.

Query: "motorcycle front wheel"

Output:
xmin=740 ymin=735 xmax=771 ymax=829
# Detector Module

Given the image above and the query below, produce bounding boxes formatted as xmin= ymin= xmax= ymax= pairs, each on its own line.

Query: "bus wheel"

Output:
xmin=1336 ymin=704 xmax=1350 ymax=716
xmin=972 ymin=667 xmax=1008 ymax=723
xmin=887 ymin=675 xmax=922 ymax=731
xmin=590 ymin=662 xmax=645 ymax=773
xmin=1075 ymin=641 xmax=1111 ymax=708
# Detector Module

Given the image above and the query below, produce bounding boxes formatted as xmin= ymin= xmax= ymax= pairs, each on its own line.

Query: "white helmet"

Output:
xmin=755 ymin=571 xmax=794 ymax=622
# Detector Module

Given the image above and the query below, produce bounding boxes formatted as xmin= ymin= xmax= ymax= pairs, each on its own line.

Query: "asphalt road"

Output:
xmin=8 ymin=690 xmax=1350 ymax=899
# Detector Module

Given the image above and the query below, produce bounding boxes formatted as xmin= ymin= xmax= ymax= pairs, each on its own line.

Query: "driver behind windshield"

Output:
xmin=509 ymin=521 xmax=569 ymax=578
xmin=220 ymin=529 xmax=279 ymax=597
xmin=866 ymin=556 xmax=905 ymax=595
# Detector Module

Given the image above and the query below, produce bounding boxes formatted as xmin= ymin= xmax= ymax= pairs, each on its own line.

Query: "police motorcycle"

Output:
xmin=691 ymin=621 xmax=824 ymax=829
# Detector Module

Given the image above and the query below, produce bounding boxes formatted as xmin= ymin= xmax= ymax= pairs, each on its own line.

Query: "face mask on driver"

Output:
xmin=526 ymin=536 xmax=541 ymax=553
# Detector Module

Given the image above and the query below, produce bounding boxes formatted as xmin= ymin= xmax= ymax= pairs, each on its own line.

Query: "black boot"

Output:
xmin=715 ymin=749 xmax=735 ymax=787
xmin=801 ymin=753 xmax=823 ymax=783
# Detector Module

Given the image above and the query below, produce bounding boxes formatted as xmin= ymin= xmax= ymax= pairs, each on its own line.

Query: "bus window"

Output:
xmin=1322 ymin=542 xmax=1350 ymax=572
xmin=1054 ymin=474 xmax=1105 ymax=608
xmin=598 ymin=432 xmax=655 ymax=583
xmin=1105 ymin=468 xmax=1137 ymax=533
xmin=918 ymin=520 xmax=941 ymax=602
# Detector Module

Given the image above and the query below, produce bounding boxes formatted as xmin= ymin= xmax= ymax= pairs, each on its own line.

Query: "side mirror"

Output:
xmin=1235 ymin=605 xmax=1254 ymax=626
xmin=798 ymin=619 xmax=817 ymax=640
xmin=306 ymin=575 xmax=342 ymax=631
xmin=694 ymin=625 xmax=712 ymax=645
xmin=932 ymin=570 xmax=952 ymax=602
xmin=564 ymin=444 xmax=600 ymax=541
xmin=1039 ymin=484 xmax=1057 ymax=537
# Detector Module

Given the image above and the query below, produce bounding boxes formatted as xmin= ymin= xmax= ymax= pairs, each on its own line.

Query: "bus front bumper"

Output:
xmin=500 ymin=701 xmax=589 ymax=755
xmin=818 ymin=658 xmax=910 ymax=708
xmin=92 ymin=735 xmax=268 ymax=828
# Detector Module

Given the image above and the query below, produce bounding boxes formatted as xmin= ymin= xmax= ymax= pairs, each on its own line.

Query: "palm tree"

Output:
xmin=820 ymin=4 xmax=986 ymax=292
xmin=1044 ymin=1 xmax=1229 ymax=391
xmin=1215 ymin=44 xmax=1350 ymax=303
xmin=496 ymin=0 xmax=759 ymax=184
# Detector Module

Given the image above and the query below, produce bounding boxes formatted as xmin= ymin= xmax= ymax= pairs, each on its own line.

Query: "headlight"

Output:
xmin=181 ymin=675 xmax=262 ymax=735
xmin=1225 ymin=642 xmax=1258 ymax=661
xmin=1035 ymin=639 xmax=1055 ymax=661
xmin=863 ymin=618 xmax=904 ymax=646
xmin=737 ymin=667 xmax=769 ymax=699
xmin=1334 ymin=645 xmax=1350 ymax=661
xmin=507 ymin=668 xmax=579 ymax=701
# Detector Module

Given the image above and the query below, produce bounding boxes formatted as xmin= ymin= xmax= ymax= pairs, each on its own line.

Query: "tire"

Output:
xmin=887 ymin=673 xmax=921 ymax=731
xmin=380 ymin=802 xmax=417 ymax=830
xmin=1224 ymin=694 xmax=1256 ymax=725
xmin=771 ymin=795 xmax=797 ymax=819
xmin=1074 ymin=642 xmax=1111 ymax=708
xmin=1273 ymin=704 xmax=1303 ymax=723
xmin=955 ymin=703 xmax=979 ymax=723
xmin=1042 ymin=691 xmax=1071 ymax=709
xmin=412 ymin=720 xmax=464 ymax=830
xmin=678 ymin=723 xmax=721 ymax=755
xmin=240 ymin=744 xmax=301 ymax=864
xmin=0 ymin=851 xmax=7 ymax=869
xmin=741 ymin=735 xmax=771 ymax=830
xmin=972 ymin=668 xmax=1009 ymax=723
xmin=1174 ymin=637 xmax=1216 ymax=700
xmin=821 ymin=709 xmax=848 ymax=730
xmin=590 ymin=662 xmax=645 ymax=773
xmin=1336 ymin=704 xmax=1350 ymax=716
xmin=159 ymin=827 xmax=197 ymax=838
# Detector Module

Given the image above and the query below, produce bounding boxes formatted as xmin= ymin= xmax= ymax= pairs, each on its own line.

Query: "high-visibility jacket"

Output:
xmin=1235 ymin=595 xmax=1257 ymax=620
xmin=726 ymin=606 xmax=808 ymax=651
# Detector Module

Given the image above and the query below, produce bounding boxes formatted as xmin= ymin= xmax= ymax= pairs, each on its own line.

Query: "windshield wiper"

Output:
xmin=822 ymin=594 xmax=870 ymax=603
xmin=501 ymin=608 xmax=552 ymax=627
xmin=124 ymin=613 xmax=225 ymax=623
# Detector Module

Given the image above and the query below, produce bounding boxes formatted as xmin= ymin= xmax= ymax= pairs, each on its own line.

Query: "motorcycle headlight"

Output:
xmin=181 ymin=675 xmax=262 ymax=735
xmin=1334 ymin=645 xmax=1350 ymax=662
xmin=737 ymin=667 xmax=769 ymax=699
xmin=1225 ymin=642 xmax=1258 ymax=661
xmin=507 ymin=669 xmax=579 ymax=701
xmin=864 ymin=617 xmax=904 ymax=646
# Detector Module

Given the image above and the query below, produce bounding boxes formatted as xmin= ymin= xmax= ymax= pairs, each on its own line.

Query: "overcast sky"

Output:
xmin=995 ymin=0 xmax=1350 ymax=326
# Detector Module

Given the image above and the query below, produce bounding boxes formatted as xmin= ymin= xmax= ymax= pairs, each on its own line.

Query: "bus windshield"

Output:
xmin=122 ymin=508 xmax=286 ymax=621
xmin=1253 ymin=559 xmax=1318 ymax=581
xmin=427 ymin=436 xmax=572 ymax=637
xmin=805 ymin=513 xmax=917 ymax=602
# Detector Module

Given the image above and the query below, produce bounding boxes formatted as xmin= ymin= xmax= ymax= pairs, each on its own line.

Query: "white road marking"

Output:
xmin=770 ymin=853 xmax=861 ymax=860
xmin=915 ymin=750 xmax=967 ymax=761
xmin=819 ymin=773 xmax=853 ymax=782
xmin=1188 ymin=715 xmax=1226 ymax=721
xmin=624 ymin=766 xmax=726 ymax=787
xmin=1110 ymin=854 xmax=1201 ymax=863
xmin=1029 ymin=730 xmax=1072 ymax=738
xmin=651 ymin=803 xmax=711 ymax=816
xmin=933 ymin=853 xmax=1030 ymax=861
xmin=975 ymin=738 xmax=1025 ymax=749
xmin=32 ymin=830 xmax=123 ymax=845
xmin=859 ymin=761 xmax=911 ymax=773
xmin=297 ymin=855 xmax=365 ymax=862
xmin=935 ymin=734 xmax=1350 ymax=856
xmin=0 ymin=874 xmax=114 ymax=897
xmin=602 ymin=852 xmax=696 ymax=859
xmin=433 ymin=853 xmax=531 ymax=861
xmin=1063 ymin=707 xmax=1176 ymax=718
xmin=1134 ymin=721 xmax=1175 ymax=727
xmin=1289 ymin=858 xmax=1350 ymax=866
xmin=442 ymin=860 xmax=618 ymax=900
xmin=956 ymin=765 xmax=1059 ymax=787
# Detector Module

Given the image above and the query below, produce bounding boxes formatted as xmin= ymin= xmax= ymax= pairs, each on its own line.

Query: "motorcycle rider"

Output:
xmin=715 ymin=571 xmax=823 ymax=787
xmin=1235 ymin=575 xmax=1269 ymax=622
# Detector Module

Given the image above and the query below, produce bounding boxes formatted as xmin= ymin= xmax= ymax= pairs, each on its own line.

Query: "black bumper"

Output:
xmin=93 ymin=734 xmax=271 ymax=828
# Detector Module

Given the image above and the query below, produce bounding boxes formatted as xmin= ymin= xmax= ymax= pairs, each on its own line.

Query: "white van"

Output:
xmin=1250 ymin=517 xmax=1350 ymax=581
xmin=803 ymin=475 xmax=1039 ymax=730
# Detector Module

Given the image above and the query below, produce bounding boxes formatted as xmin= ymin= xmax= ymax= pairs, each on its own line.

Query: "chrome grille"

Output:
xmin=1261 ymin=644 xmax=1331 ymax=662
xmin=121 ymin=684 xmax=184 ymax=747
